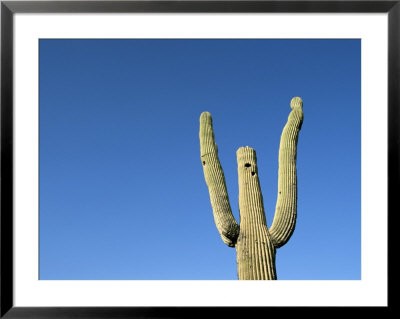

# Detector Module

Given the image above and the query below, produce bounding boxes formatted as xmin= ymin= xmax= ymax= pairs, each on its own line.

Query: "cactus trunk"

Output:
xmin=236 ymin=147 xmax=277 ymax=280
xmin=199 ymin=97 xmax=303 ymax=280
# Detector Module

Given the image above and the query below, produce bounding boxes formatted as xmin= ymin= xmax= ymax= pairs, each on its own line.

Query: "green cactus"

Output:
xmin=199 ymin=97 xmax=304 ymax=280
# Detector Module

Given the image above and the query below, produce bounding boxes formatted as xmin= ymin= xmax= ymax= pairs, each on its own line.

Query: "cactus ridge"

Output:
xmin=199 ymin=97 xmax=303 ymax=280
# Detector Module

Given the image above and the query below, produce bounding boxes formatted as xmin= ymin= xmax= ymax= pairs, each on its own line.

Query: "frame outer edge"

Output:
xmin=1 ymin=1 xmax=14 ymax=317
xmin=0 ymin=0 xmax=396 ymax=317
xmin=0 ymin=1 xmax=399 ymax=13
xmin=388 ymin=0 xmax=399 ymax=309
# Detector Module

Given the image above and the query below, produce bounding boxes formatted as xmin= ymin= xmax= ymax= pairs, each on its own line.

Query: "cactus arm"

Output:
xmin=269 ymin=97 xmax=304 ymax=248
xmin=199 ymin=112 xmax=240 ymax=247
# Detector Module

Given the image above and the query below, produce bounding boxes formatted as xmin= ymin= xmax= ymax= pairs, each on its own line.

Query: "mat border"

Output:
xmin=1 ymin=1 xmax=395 ymax=317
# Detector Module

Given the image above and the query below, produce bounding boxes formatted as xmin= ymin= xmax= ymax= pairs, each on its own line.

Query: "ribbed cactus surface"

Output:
xmin=199 ymin=97 xmax=304 ymax=280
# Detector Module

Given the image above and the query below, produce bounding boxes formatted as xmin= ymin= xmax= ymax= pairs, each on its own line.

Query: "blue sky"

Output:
xmin=39 ymin=39 xmax=361 ymax=280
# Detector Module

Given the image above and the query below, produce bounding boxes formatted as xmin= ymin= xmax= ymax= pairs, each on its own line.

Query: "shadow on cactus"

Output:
xmin=199 ymin=97 xmax=304 ymax=280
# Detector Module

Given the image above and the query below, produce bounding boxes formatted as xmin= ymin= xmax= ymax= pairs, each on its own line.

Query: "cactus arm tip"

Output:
xmin=200 ymin=111 xmax=212 ymax=117
xmin=290 ymin=97 xmax=303 ymax=109
xmin=200 ymin=111 xmax=212 ymax=124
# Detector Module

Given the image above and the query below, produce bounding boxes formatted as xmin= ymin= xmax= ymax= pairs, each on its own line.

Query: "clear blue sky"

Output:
xmin=39 ymin=39 xmax=361 ymax=280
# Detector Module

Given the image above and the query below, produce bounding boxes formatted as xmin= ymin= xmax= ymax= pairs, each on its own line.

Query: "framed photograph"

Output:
xmin=1 ymin=0 xmax=394 ymax=317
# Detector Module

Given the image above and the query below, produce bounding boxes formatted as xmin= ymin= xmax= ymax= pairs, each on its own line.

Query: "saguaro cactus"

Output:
xmin=199 ymin=97 xmax=304 ymax=280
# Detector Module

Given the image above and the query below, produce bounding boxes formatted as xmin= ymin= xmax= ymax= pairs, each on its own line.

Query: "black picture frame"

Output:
xmin=1 ymin=1 xmax=394 ymax=317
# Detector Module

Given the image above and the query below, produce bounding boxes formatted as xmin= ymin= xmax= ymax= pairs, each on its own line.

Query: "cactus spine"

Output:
xmin=199 ymin=97 xmax=303 ymax=280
